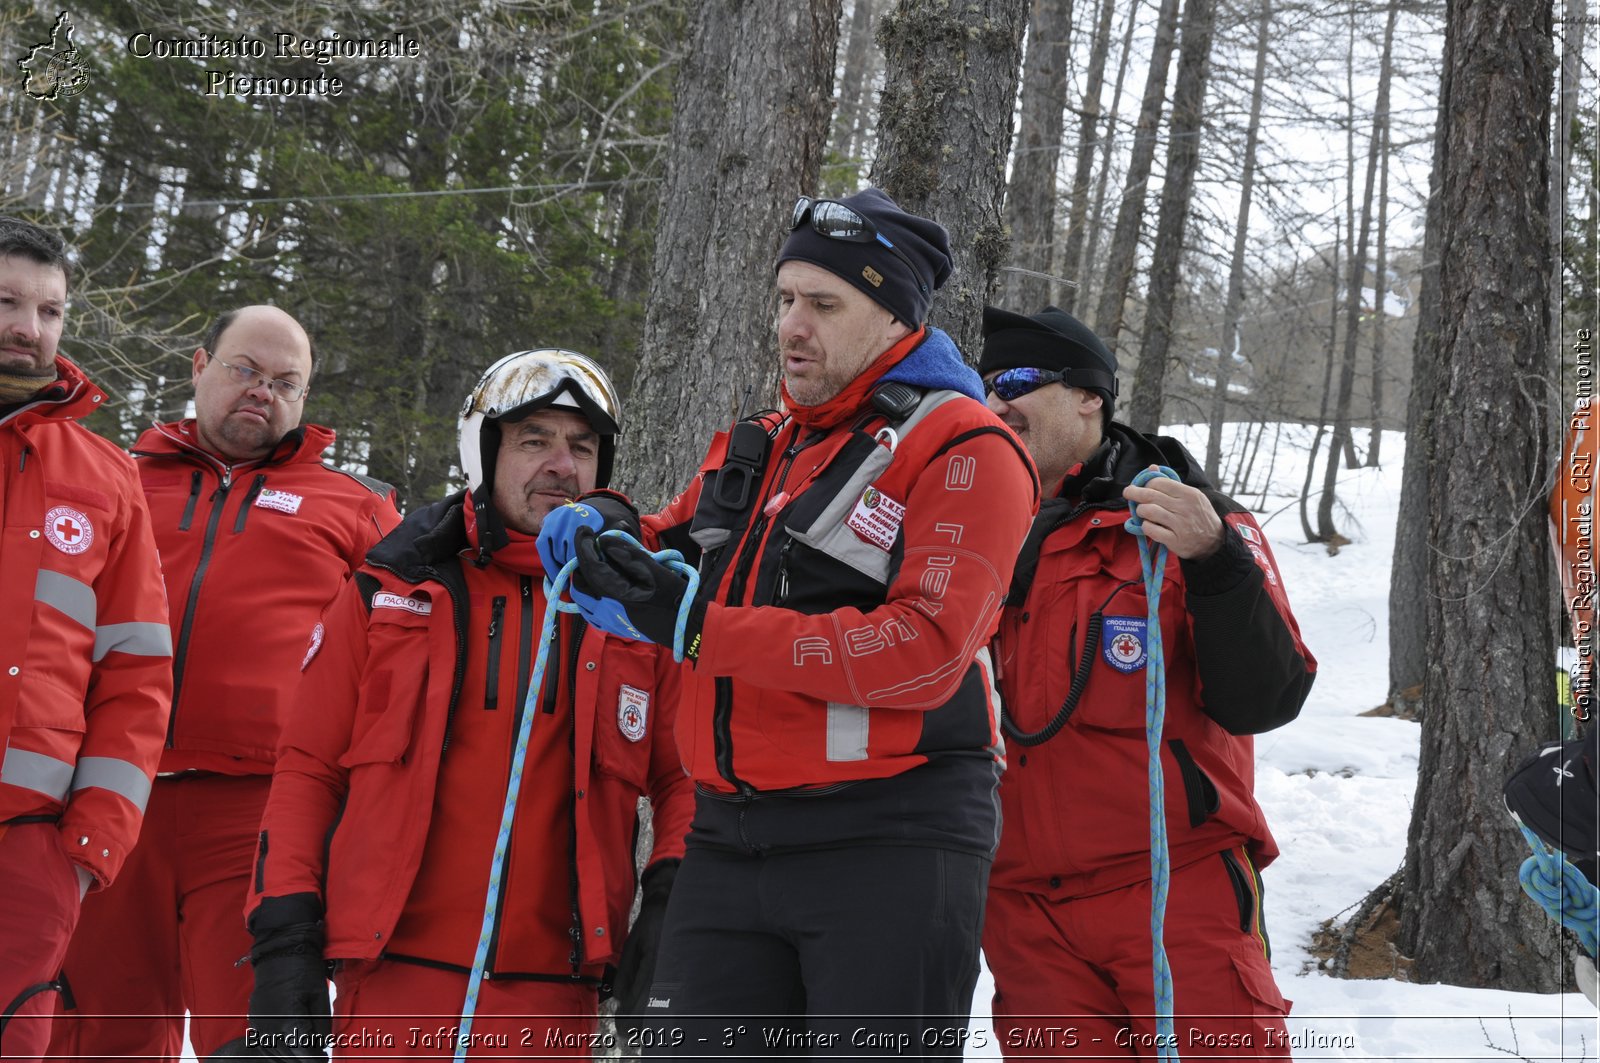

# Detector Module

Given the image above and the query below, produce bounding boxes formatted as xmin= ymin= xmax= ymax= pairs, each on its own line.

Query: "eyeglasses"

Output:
xmin=789 ymin=196 xmax=929 ymax=296
xmin=984 ymin=367 xmax=1067 ymax=402
xmin=206 ymin=352 xmax=308 ymax=402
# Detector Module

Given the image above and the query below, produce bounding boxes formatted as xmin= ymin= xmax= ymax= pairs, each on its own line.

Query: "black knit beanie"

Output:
xmin=979 ymin=305 xmax=1119 ymax=421
xmin=776 ymin=188 xmax=952 ymax=326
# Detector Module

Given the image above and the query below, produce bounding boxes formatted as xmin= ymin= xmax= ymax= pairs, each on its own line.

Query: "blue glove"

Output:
xmin=571 ymin=531 xmax=703 ymax=659
xmin=537 ymin=492 xmax=639 ymax=575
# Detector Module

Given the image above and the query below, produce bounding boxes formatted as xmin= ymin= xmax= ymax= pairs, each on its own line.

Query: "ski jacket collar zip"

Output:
xmin=132 ymin=419 xmax=332 ymax=480
xmin=0 ymin=356 xmax=102 ymax=430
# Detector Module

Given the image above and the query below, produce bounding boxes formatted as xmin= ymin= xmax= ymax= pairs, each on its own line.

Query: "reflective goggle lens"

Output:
xmin=984 ymin=367 xmax=1066 ymax=401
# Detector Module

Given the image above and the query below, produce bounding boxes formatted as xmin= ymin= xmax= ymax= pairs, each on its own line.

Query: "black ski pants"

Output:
xmin=642 ymin=843 xmax=989 ymax=1061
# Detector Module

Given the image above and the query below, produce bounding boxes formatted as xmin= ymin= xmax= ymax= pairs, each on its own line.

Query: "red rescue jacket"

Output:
xmin=251 ymin=495 xmax=692 ymax=975
xmin=0 ymin=357 xmax=172 ymax=887
xmin=990 ymin=425 xmax=1316 ymax=899
xmin=645 ymin=328 xmax=1038 ymax=797
xmin=132 ymin=420 xmax=399 ymax=774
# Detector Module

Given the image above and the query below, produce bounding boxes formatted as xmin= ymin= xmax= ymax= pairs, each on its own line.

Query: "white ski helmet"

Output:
xmin=458 ymin=349 xmax=622 ymax=493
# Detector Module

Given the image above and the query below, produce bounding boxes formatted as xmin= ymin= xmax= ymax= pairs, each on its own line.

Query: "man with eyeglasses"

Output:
xmin=975 ymin=305 xmax=1314 ymax=1057
xmin=539 ymin=189 xmax=1039 ymax=1058
xmin=0 ymin=217 xmax=171 ymax=1062
xmin=48 ymin=305 xmax=401 ymax=1061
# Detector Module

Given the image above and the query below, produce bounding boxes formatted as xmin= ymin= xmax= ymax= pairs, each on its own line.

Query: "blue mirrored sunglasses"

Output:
xmin=983 ymin=367 xmax=1067 ymax=402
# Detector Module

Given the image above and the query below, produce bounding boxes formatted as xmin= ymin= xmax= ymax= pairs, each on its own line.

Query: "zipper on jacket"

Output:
xmin=773 ymin=538 xmax=794 ymax=606
xmin=177 ymin=471 xmax=203 ymax=531
xmin=712 ymin=431 xmax=809 ymax=792
xmin=484 ymin=596 xmax=508 ymax=710
xmin=565 ymin=619 xmax=586 ymax=974
xmin=233 ymin=473 xmax=268 ymax=533
xmin=167 ymin=467 xmax=234 ymax=746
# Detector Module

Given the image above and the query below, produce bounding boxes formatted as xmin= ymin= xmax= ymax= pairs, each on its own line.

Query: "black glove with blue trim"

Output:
xmin=538 ymin=491 xmax=641 ymax=575
xmin=572 ymin=531 xmax=703 ymax=660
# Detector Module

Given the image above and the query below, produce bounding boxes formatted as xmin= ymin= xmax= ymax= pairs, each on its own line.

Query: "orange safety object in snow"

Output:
xmin=1551 ymin=404 xmax=1597 ymax=721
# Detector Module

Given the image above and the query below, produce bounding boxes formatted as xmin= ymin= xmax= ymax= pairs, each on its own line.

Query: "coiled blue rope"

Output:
xmin=454 ymin=532 xmax=699 ymax=1061
xmin=1124 ymin=465 xmax=1181 ymax=1062
xmin=1514 ymin=822 xmax=1600 ymax=958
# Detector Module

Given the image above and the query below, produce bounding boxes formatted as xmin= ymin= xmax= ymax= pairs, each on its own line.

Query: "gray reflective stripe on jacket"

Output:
xmin=1 ymin=746 xmax=74 ymax=801
xmin=785 ymin=389 xmax=964 ymax=585
xmin=72 ymin=756 xmax=154 ymax=811
xmin=35 ymin=570 xmax=173 ymax=661
xmin=824 ymin=645 xmax=1000 ymax=763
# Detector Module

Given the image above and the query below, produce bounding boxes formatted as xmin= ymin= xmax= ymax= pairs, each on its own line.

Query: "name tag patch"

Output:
xmin=372 ymin=592 xmax=432 ymax=616
xmin=255 ymin=488 xmax=304 ymax=514
xmin=845 ymin=485 xmax=905 ymax=551
xmin=1102 ymin=616 xmax=1148 ymax=673
xmin=618 ymin=684 xmax=649 ymax=742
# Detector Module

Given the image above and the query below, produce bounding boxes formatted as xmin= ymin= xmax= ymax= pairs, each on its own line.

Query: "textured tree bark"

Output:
xmin=1203 ymin=0 xmax=1272 ymax=481
xmin=617 ymin=0 xmax=843 ymax=510
xmin=1396 ymin=0 xmax=1560 ymax=990
xmin=1056 ymin=0 xmax=1117 ymax=315
xmin=1316 ymin=1 xmax=1398 ymax=538
xmin=870 ymin=0 xmax=1030 ymax=359
xmin=1366 ymin=27 xmax=1394 ymax=468
xmin=1124 ymin=0 xmax=1215 ymax=433
xmin=1090 ymin=0 xmax=1180 ymax=345
xmin=1003 ymin=0 xmax=1075 ymax=310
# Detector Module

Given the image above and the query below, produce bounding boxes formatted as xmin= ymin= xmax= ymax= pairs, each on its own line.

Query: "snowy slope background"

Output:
xmin=182 ymin=424 xmax=1596 ymax=1060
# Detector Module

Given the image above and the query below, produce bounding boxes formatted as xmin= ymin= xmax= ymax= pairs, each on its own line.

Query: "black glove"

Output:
xmin=245 ymin=893 xmax=332 ymax=1061
xmin=612 ymin=859 xmax=679 ymax=1040
xmin=572 ymin=531 xmax=705 ymax=659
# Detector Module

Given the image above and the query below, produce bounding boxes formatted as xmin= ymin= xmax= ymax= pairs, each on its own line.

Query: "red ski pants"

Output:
xmin=984 ymin=848 xmax=1292 ymax=1059
xmin=0 ymin=822 xmax=84 ymax=1063
xmin=326 ymin=959 xmax=600 ymax=1059
xmin=47 ymin=773 xmax=266 ymax=1061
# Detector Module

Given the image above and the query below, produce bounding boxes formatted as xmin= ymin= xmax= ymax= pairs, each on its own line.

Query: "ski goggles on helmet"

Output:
xmin=789 ymin=196 xmax=929 ymax=295
xmin=459 ymin=349 xmax=622 ymax=492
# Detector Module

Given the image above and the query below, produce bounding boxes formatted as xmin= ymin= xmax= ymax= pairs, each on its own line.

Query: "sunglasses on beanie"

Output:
xmin=789 ymin=196 xmax=929 ymax=295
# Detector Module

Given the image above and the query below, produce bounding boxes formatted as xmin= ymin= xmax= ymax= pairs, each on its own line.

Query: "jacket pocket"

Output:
xmin=590 ymin=641 xmax=658 ymax=789
xmin=1219 ymin=847 xmax=1273 ymax=962
xmin=1169 ymin=738 xmax=1220 ymax=828
xmin=338 ymin=615 xmax=429 ymax=766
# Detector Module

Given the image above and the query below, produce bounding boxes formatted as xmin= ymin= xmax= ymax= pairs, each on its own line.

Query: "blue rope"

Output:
xmin=1515 ymin=822 xmax=1600 ymax=958
xmin=454 ymin=533 xmax=699 ymax=1060
xmin=1125 ymin=465 xmax=1181 ymax=1062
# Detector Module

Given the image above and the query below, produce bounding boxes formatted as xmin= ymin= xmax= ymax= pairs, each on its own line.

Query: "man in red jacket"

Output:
xmin=48 ymin=305 xmax=401 ymax=1060
xmin=0 ymin=216 xmax=172 ymax=1061
xmin=240 ymin=350 xmax=693 ymax=1058
xmin=540 ymin=190 xmax=1039 ymax=1058
xmin=976 ymin=305 xmax=1315 ymax=1057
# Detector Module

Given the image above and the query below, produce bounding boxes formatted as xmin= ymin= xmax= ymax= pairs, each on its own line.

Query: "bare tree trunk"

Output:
xmin=1299 ymin=241 xmax=1341 ymax=544
xmin=1204 ymin=0 xmax=1272 ymax=480
xmin=1397 ymin=0 xmax=1560 ymax=990
xmin=830 ymin=0 xmax=879 ymax=181
xmin=1366 ymin=32 xmax=1394 ymax=468
xmin=1549 ymin=0 xmax=1587 ymax=405
xmin=1316 ymin=1 xmax=1397 ymax=539
xmin=1091 ymin=0 xmax=1181 ymax=344
xmin=1125 ymin=0 xmax=1215 ymax=433
xmin=1004 ymin=0 xmax=1075 ymax=309
xmin=618 ymin=0 xmax=843 ymax=509
xmin=1056 ymin=0 xmax=1116 ymax=313
xmin=1075 ymin=0 xmax=1142 ymax=318
xmin=870 ymin=0 xmax=1031 ymax=358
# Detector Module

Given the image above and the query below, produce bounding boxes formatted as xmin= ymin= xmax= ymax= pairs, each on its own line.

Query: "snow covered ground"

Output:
xmin=960 ymin=424 xmax=1597 ymax=1061
xmin=183 ymin=424 xmax=1596 ymax=1060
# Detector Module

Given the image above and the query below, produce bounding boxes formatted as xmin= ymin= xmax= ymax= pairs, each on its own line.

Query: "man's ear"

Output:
xmin=1080 ymin=390 xmax=1104 ymax=416
xmin=191 ymin=347 xmax=208 ymax=385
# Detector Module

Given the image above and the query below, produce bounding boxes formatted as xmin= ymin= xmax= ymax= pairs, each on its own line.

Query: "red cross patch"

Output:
xmin=44 ymin=506 xmax=95 ymax=555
